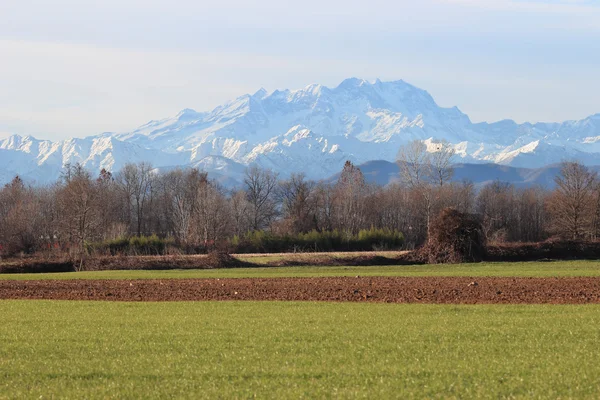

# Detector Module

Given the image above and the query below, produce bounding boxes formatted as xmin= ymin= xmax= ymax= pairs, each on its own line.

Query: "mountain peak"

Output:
xmin=0 ymin=134 xmax=27 ymax=147
xmin=176 ymin=108 xmax=199 ymax=119
xmin=336 ymin=77 xmax=369 ymax=89
xmin=302 ymin=83 xmax=324 ymax=95
xmin=252 ymin=88 xmax=269 ymax=99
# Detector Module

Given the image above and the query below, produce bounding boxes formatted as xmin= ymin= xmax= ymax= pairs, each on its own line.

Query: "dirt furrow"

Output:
xmin=2 ymin=277 xmax=600 ymax=304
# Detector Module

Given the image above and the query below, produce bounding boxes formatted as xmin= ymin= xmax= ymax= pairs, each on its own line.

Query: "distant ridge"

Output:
xmin=327 ymin=160 xmax=600 ymax=189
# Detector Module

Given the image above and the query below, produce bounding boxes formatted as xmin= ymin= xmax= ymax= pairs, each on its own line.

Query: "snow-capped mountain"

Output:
xmin=1 ymin=78 xmax=600 ymax=185
xmin=0 ymin=135 xmax=189 ymax=184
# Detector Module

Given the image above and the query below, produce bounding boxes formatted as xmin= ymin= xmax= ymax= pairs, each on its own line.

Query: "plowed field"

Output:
xmin=2 ymin=276 xmax=600 ymax=303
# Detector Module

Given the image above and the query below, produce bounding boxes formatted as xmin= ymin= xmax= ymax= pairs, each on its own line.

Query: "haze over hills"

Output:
xmin=1 ymin=78 xmax=599 ymax=186
xmin=329 ymin=160 xmax=600 ymax=189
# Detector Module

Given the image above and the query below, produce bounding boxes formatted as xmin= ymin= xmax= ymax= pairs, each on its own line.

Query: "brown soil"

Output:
xmin=2 ymin=277 xmax=600 ymax=304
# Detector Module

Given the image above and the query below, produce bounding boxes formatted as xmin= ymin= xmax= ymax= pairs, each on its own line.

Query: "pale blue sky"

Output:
xmin=1 ymin=0 xmax=599 ymax=140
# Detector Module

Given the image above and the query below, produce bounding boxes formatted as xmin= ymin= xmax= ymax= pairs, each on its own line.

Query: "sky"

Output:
xmin=1 ymin=0 xmax=599 ymax=140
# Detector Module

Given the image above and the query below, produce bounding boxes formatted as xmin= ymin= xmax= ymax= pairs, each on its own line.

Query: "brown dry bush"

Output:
xmin=264 ymin=253 xmax=416 ymax=267
xmin=205 ymin=250 xmax=250 ymax=269
xmin=0 ymin=251 xmax=252 ymax=274
xmin=81 ymin=252 xmax=251 ymax=271
xmin=418 ymin=207 xmax=486 ymax=264
xmin=0 ymin=260 xmax=75 ymax=274
xmin=486 ymin=239 xmax=600 ymax=261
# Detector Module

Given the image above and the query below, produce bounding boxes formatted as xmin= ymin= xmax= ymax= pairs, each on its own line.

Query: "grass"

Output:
xmin=0 ymin=260 xmax=599 ymax=280
xmin=1 ymin=301 xmax=600 ymax=398
xmin=235 ymin=250 xmax=408 ymax=264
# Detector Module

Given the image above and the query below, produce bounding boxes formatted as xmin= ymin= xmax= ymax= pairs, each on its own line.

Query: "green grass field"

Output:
xmin=1 ymin=301 xmax=600 ymax=399
xmin=3 ymin=261 xmax=600 ymax=398
xmin=1 ymin=260 xmax=599 ymax=280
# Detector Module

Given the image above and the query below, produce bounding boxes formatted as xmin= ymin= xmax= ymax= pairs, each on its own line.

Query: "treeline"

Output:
xmin=1 ymin=140 xmax=599 ymax=257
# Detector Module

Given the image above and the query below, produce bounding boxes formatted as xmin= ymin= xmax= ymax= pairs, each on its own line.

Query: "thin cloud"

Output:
xmin=1 ymin=1 xmax=599 ymax=140
xmin=439 ymin=0 xmax=600 ymax=13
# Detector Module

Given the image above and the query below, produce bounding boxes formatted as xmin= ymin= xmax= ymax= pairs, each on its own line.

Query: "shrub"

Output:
xmin=419 ymin=208 xmax=486 ymax=264
xmin=87 ymin=235 xmax=176 ymax=256
xmin=230 ymin=228 xmax=405 ymax=253
xmin=486 ymin=240 xmax=600 ymax=261
xmin=357 ymin=227 xmax=405 ymax=251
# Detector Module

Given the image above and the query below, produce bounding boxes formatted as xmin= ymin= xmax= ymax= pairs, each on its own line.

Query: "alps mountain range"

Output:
xmin=1 ymin=78 xmax=599 ymax=186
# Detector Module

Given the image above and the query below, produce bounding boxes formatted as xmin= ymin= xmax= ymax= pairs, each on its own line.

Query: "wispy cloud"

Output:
xmin=1 ymin=1 xmax=599 ymax=139
xmin=439 ymin=0 xmax=600 ymax=13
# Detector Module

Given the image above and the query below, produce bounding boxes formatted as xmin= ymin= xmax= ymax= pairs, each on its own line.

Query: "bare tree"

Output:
xmin=159 ymin=169 xmax=207 ymax=244
xmin=477 ymin=181 xmax=515 ymax=242
xmin=313 ymin=183 xmax=335 ymax=232
xmin=94 ymin=168 xmax=126 ymax=241
xmin=193 ymin=180 xmax=231 ymax=246
xmin=57 ymin=166 xmax=101 ymax=268
xmin=397 ymin=140 xmax=430 ymax=188
xmin=116 ymin=162 xmax=154 ymax=236
xmin=449 ymin=180 xmax=476 ymax=214
xmin=244 ymin=166 xmax=279 ymax=231
xmin=548 ymin=162 xmax=598 ymax=240
xmin=517 ymin=186 xmax=548 ymax=242
xmin=427 ymin=140 xmax=455 ymax=187
xmin=36 ymin=185 xmax=61 ymax=250
xmin=278 ymin=173 xmax=317 ymax=234
xmin=230 ymin=190 xmax=252 ymax=237
xmin=396 ymin=141 xmax=437 ymax=239
xmin=0 ymin=176 xmax=42 ymax=255
xmin=333 ymin=161 xmax=368 ymax=234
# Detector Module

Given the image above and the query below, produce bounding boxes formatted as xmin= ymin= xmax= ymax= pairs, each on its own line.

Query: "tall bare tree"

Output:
xmin=548 ymin=161 xmax=598 ymax=240
xmin=117 ymin=162 xmax=154 ymax=236
xmin=397 ymin=140 xmax=430 ymax=188
xmin=194 ymin=180 xmax=231 ymax=246
xmin=230 ymin=190 xmax=252 ymax=237
xmin=244 ymin=166 xmax=279 ymax=231
xmin=477 ymin=180 xmax=515 ymax=242
xmin=159 ymin=169 xmax=205 ymax=243
xmin=427 ymin=140 xmax=456 ymax=187
xmin=278 ymin=173 xmax=317 ymax=234
xmin=333 ymin=161 xmax=368 ymax=234
xmin=396 ymin=140 xmax=457 ymax=241
xmin=0 ymin=176 xmax=42 ymax=255
xmin=313 ymin=183 xmax=335 ymax=232
xmin=57 ymin=165 xmax=101 ymax=267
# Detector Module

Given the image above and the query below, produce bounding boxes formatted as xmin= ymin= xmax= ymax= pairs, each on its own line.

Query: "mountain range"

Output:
xmin=1 ymin=78 xmax=599 ymax=186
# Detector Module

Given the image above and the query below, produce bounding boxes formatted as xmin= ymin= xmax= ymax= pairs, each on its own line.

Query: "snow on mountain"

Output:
xmin=1 ymin=78 xmax=600 ymax=185
xmin=0 ymin=134 xmax=189 ymax=185
xmin=240 ymin=125 xmax=357 ymax=178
